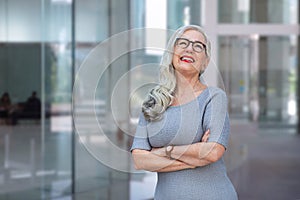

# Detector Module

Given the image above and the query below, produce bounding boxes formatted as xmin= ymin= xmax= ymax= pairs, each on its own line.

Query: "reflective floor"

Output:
xmin=228 ymin=121 xmax=300 ymax=200
xmin=0 ymin=120 xmax=300 ymax=200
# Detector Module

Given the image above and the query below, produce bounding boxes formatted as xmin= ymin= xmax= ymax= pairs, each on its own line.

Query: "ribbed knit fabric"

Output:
xmin=131 ymin=87 xmax=238 ymax=200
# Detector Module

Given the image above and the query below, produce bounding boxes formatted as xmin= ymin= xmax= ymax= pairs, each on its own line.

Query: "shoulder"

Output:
xmin=138 ymin=112 xmax=149 ymax=126
xmin=206 ymin=87 xmax=227 ymax=100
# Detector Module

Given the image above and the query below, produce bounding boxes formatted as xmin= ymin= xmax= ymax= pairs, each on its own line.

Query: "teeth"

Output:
xmin=181 ymin=56 xmax=194 ymax=63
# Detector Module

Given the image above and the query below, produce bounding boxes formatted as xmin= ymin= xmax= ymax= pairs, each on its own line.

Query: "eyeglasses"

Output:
xmin=175 ymin=38 xmax=206 ymax=53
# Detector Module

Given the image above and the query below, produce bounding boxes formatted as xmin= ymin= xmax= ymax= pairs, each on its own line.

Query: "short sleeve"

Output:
xmin=202 ymin=88 xmax=230 ymax=149
xmin=130 ymin=112 xmax=152 ymax=152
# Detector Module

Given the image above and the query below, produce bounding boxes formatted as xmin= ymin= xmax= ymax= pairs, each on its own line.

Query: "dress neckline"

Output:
xmin=169 ymin=87 xmax=209 ymax=108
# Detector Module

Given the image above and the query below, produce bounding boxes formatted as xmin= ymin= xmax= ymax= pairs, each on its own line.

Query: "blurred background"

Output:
xmin=0 ymin=0 xmax=299 ymax=199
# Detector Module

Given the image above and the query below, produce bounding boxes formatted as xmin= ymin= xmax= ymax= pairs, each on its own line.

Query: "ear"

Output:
xmin=202 ymin=56 xmax=210 ymax=71
xmin=205 ymin=56 xmax=210 ymax=67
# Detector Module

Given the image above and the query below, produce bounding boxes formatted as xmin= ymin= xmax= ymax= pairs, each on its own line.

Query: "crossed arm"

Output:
xmin=132 ymin=130 xmax=226 ymax=172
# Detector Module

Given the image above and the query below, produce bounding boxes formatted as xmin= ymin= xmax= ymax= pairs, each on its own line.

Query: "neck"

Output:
xmin=175 ymin=72 xmax=203 ymax=96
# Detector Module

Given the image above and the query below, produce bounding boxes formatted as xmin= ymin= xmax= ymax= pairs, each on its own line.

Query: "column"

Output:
xmin=108 ymin=1 xmax=131 ymax=199
xmin=202 ymin=0 xmax=218 ymax=86
xmin=108 ymin=0 xmax=131 ymax=133
xmin=297 ymin=2 xmax=300 ymax=133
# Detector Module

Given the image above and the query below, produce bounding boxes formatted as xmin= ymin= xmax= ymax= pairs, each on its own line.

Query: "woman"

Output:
xmin=131 ymin=25 xmax=238 ymax=200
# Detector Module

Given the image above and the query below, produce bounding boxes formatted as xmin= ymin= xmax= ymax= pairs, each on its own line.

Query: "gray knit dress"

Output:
xmin=131 ymin=87 xmax=238 ymax=200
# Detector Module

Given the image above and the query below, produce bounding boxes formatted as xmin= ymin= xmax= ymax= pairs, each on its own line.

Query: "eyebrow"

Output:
xmin=180 ymin=37 xmax=206 ymax=44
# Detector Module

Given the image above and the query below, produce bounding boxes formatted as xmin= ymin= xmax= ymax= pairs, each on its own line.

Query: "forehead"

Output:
xmin=180 ymin=29 xmax=205 ymax=42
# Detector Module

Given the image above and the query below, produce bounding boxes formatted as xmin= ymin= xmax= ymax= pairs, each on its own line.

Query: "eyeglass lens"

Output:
xmin=176 ymin=38 xmax=205 ymax=52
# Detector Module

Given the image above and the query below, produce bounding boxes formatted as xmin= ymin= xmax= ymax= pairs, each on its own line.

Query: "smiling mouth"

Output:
xmin=180 ymin=56 xmax=195 ymax=63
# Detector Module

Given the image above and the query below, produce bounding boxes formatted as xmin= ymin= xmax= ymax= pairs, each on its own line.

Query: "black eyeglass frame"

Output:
xmin=175 ymin=38 xmax=207 ymax=53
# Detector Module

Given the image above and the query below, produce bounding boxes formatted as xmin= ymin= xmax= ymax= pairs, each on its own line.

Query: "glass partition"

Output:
xmin=218 ymin=36 xmax=255 ymax=119
xmin=74 ymin=0 xmax=131 ymax=199
xmin=218 ymin=0 xmax=298 ymax=24
xmin=258 ymin=36 xmax=298 ymax=126
xmin=167 ymin=0 xmax=202 ymax=29
xmin=0 ymin=0 xmax=73 ymax=199
xmin=219 ymin=35 xmax=298 ymax=129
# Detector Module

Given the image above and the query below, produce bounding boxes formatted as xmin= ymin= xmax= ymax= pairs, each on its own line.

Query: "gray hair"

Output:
xmin=142 ymin=25 xmax=211 ymax=121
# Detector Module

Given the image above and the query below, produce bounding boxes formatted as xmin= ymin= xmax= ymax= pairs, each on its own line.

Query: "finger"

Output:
xmin=204 ymin=129 xmax=210 ymax=135
xmin=201 ymin=129 xmax=210 ymax=142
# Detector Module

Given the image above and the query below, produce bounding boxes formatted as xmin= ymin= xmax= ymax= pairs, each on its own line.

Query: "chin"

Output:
xmin=179 ymin=62 xmax=198 ymax=70
xmin=176 ymin=67 xmax=199 ymax=76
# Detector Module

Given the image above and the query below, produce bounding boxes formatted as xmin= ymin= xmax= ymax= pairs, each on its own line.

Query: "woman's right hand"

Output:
xmin=201 ymin=129 xmax=210 ymax=142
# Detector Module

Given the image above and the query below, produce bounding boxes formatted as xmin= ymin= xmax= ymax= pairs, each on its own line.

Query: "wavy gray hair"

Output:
xmin=142 ymin=25 xmax=211 ymax=121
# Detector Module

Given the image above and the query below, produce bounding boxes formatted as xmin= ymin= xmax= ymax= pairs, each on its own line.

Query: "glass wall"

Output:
xmin=218 ymin=35 xmax=298 ymax=126
xmin=73 ymin=0 xmax=131 ymax=199
xmin=219 ymin=0 xmax=298 ymax=24
xmin=167 ymin=0 xmax=201 ymax=29
xmin=218 ymin=0 xmax=298 ymax=130
xmin=0 ymin=0 xmax=73 ymax=199
xmin=218 ymin=36 xmax=255 ymax=119
xmin=258 ymin=36 xmax=298 ymax=125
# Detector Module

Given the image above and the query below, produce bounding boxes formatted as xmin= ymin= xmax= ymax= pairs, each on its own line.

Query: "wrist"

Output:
xmin=165 ymin=145 xmax=174 ymax=159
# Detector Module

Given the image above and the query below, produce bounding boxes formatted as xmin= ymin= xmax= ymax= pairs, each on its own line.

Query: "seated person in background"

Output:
xmin=0 ymin=92 xmax=12 ymax=123
xmin=11 ymin=91 xmax=41 ymax=125
xmin=24 ymin=91 xmax=41 ymax=116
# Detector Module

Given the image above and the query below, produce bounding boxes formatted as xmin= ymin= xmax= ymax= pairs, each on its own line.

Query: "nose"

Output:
xmin=185 ymin=42 xmax=194 ymax=52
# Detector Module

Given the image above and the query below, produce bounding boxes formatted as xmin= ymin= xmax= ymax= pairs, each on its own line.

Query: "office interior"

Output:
xmin=0 ymin=0 xmax=299 ymax=199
